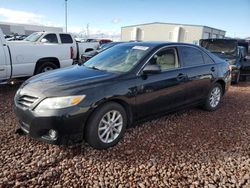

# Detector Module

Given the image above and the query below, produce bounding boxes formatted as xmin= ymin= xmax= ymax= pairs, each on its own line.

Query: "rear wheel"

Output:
xmin=35 ymin=62 xmax=58 ymax=74
xmin=203 ymin=83 xmax=223 ymax=111
xmin=85 ymin=102 xmax=127 ymax=149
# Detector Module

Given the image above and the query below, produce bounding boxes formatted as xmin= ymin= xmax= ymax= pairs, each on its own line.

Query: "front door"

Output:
xmin=135 ymin=47 xmax=188 ymax=119
xmin=0 ymin=40 xmax=7 ymax=80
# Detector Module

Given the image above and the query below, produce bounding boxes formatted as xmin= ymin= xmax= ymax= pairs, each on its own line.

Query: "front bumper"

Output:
xmin=14 ymin=104 xmax=90 ymax=145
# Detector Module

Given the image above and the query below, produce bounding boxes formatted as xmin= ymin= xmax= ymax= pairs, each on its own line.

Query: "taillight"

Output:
xmin=70 ymin=47 xmax=74 ymax=59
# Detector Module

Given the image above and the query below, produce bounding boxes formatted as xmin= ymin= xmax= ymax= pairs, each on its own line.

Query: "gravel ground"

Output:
xmin=0 ymin=81 xmax=250 ymax=188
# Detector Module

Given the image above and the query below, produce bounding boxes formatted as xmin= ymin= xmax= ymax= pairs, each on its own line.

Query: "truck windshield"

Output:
xmin=200 ymin=40 xmax=237 ymax=55
xmin=24 ymin=32 xmax=43 ymax=42
xmin=84 ymin=45 xmax=151 ymax=73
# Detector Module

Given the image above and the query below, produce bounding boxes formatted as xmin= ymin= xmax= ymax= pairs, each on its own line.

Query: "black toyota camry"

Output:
xmin=14 ymin=42 xmax=231 ymax=149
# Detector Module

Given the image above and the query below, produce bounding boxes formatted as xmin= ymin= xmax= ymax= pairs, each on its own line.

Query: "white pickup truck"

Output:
xmin=0 ymin=29 xmax=99 ymax=84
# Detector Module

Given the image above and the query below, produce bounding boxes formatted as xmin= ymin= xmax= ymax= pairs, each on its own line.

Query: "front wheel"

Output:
xmin=232 ymin=71 xmax=240 ymax=84
xmin=203 ymin=83 xmax=223 ymax=111
xmin=85 ymin=102 xmax=127 ymax=149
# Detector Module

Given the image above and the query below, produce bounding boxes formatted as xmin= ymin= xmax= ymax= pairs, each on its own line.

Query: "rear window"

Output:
xmin=202 ymin=51 xmax=214 ymax=64
xmin=60 ymin=34 xmax=73 ymax=44
xmin=200 ymin=39 xmax=237 ymax=54
xmin=180 ymin=46 xmax=204 ymax=67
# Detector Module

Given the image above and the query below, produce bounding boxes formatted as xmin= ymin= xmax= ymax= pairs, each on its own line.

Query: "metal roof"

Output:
xmin=121 ymin=22 xmax=226 ymax=32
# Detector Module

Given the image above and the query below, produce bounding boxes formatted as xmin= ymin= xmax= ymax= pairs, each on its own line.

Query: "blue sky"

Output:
xmin=0 ymin=0 xmax=249 ymax=38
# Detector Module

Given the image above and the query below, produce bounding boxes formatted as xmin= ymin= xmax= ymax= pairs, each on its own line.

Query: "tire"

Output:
xmin=203 ymin=83 xmax=223 ymax=111
xmin=85 ymin=102 xmax=127 ymax=149
xmin=35 ymin=62 xmax=58 ymax=74
xmin=232 ymin=71 xmax=240 ymax=84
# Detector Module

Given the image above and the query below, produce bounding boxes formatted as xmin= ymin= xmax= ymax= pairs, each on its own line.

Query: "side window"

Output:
xmin=180 ymin=46 xmax=204 ymax=67
xmin=148 ymin=48 xmax=179 ymax=70
xmin=60 ymin=34 xmax=73 ymax=44
xmin=42 ymin=34 xmax=58 ymax=43
xmin=202 ymin=51 xmax=214 ymax=64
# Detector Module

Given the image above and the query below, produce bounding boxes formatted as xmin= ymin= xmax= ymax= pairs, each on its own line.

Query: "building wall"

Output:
xmin=121 ymin=23 xmax=225 ymax=44
xmin=10 ymin=25 xmax=25 ymax=35
xmin=202 ymin=27 xmax=226 ymax=39
xmin=180 ymin=25 xmax=203 ymax=44
xmin=0 ymin=22 xmax=63 ymax=35
xmin=0 ymin=24 xmax=11 ymax=35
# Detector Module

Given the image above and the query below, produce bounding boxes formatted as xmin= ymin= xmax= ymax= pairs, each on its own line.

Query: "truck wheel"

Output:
xmin=85 ymin=102 xmax=127 ymax=149
xmin=35 ymin=62 xmax=58 ymax=74
xmin=203 ymin=83 xmax=223 ymax=111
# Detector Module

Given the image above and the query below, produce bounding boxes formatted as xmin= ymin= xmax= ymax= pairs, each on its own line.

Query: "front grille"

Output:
xmin=17 ymin=95 xmax=39 ymax=108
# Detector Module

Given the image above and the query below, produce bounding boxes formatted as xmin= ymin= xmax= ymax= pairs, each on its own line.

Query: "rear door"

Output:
xmin=178 ymin=46 xmax=217 ymax=102
xmin=59 ymin=34 xmax=76 ymax=58
xmin=135 ymin=46 xmax=189 ymax=119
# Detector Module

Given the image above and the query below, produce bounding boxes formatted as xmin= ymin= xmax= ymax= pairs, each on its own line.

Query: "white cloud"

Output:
xmin=0 ymin=7 xmax=121 ymax=39
xmin=112 ymin=18 xmax=121 ymax=24
xmin=68 ymin=26 xmax=121 ymax=39
xmin=0 ymin=7 xmax=57 ymax=26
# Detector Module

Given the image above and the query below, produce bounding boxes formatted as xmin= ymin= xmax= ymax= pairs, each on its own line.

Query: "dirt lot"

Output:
xmin=0 ymin=81 xmax=250 ymax=188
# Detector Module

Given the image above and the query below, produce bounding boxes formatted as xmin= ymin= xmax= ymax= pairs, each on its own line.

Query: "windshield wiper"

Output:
xmin=90 ymin=66 xmax=100 ymax=70
xmin=84 ymin=65 xmax=102 ymax=71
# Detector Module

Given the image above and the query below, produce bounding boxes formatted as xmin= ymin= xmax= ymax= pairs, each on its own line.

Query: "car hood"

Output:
xmin=7 ymin=40 xmax=32 ymax=44
xmin=19 ymin=65 xmax=117 ymax=97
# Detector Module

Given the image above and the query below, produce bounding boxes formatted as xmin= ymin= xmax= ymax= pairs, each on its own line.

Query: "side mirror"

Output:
xmin=243 ymin=57 xmax=247 ymax=62
xmin=142 ymin=64 xmax=161 ymax=75
xmin=41 ymin=38 xmax=48 ymax=43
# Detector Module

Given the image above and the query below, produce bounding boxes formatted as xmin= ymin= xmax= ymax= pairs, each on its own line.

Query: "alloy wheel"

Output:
xmin=98 ymin=110 xmax=123 ymax=144
xmin=42 ymin=66 xmax=54 ymax=72
xmin=209 ymin=87 xmax=221 ymax=108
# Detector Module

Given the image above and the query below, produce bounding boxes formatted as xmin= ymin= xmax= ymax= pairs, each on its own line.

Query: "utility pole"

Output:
xmin=65 ymin=0 xmax=68 ymax=33
xmin=86 ymin=24 xmax=89 ymax=38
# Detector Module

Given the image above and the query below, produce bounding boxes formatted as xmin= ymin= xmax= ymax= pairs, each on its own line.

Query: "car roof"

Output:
xmin=117 ymin=41 xmax=199 ymax=48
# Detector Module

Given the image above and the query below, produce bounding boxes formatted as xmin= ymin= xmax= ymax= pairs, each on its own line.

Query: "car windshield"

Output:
xmin=84 ymin=45 xmax=150 ymax=73
xmin=24 ymin=32 xmax=43 ymax=42
xmin=98 ymin=42 xmax=119 ymax=52
xmin=200 ymin=40 xmax=237 ymax=55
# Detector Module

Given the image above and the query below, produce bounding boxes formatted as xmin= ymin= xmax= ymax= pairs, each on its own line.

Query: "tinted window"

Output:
xmin=202 ymin=51 xmax=214 ymax=64
xmin=60 ymin=34 xmax=73 ymax=44
xmin=148 ymin=48 xmax=179 ymax=70
xmin=42 ymin=34 xmax=58 ymax=43
xmin=180 ymin=46 xmax=204 ymax=66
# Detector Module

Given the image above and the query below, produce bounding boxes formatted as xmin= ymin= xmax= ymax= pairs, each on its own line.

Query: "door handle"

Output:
xmin=211 ymin=67 xmax=215 ymax=72
xmin=177 ymin=73 xmax=187 ymax=81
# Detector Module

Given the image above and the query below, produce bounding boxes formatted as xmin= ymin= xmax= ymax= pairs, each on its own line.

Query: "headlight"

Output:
xmin=35 ymin=95 xmax=86 ymax=112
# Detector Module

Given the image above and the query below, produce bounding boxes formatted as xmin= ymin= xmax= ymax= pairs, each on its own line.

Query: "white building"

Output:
xmin=0 ymin=21 xmax=63 ymax=36
xmin=121 ymin=22 xmax=226 ymax=44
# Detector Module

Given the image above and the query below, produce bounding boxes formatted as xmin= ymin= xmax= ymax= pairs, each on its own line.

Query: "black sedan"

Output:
xmin=14 ymin=42 xmax=231 ymax=149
